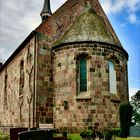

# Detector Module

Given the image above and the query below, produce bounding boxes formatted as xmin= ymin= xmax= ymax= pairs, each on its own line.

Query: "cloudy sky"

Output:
xmin=0 ymin=0 xmax=140 ymax=98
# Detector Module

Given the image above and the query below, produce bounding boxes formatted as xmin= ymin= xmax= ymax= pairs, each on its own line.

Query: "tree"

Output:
xmin=130 ymin=90 xmax=140 ymax=124
xmin=119 ymin=103 xmax=133 ymax=137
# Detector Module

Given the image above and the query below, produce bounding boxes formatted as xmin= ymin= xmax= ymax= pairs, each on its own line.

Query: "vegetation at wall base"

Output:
xmin=130 ymin=90 xmax=140 ymax=124
xmin=68 ymin=134 xmax=140 ymax=140
xmin=80 ymin=128 xmax=122 ymax=140
xmin=0 ymin=132 xmax=9 ymax=140
xmin=1 ymin=132 xmax=140 ymax=140
xmin=119 ymin=103 xmax=133 ymax=138
xmin=68 ymin=134 xmax=82 ymax=140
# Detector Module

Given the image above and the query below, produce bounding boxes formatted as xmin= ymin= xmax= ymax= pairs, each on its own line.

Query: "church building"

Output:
xmin=0 ymin=0 xmax=129 ymax=132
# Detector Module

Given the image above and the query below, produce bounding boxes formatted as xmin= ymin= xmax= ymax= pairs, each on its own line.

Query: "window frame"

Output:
xmin=108 ymin=60 xmax=117 ymax=94
xmin=19 ymin=60 xmax=24 ymax=97
xmin=4 ymin=73 xmax=8 ymax=105
xmin=79 ymin=57 xmax=87 ymax=92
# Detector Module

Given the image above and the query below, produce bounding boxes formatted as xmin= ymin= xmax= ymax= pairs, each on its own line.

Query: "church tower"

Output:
xmin=40 ymin=0 xmax=52 ymax=21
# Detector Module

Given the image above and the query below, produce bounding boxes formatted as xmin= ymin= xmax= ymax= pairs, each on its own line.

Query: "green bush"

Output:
xmin=95 ymin=131 xmax=102 ymax=139
xmin=119 ymin=103 xmax=133 ymax=138
xmin=80 ymin=128 xmax=122 ymax=140
xmin=0 ymin=133 xmax=9 ymax=140
xmin=80 ymin=129 xmax=95 ymax=139
xmin=101 ymin=128 xmax=122 ymax=140
xmin=111 ymin=128 xmax=122 ymax=137
xmin=101 ymin=130 xmax=112 ymax=140
xmin=80 ymin=130 xmax=105 ymax=140
xmin=63 ymin=131 xmax=67 ymax=137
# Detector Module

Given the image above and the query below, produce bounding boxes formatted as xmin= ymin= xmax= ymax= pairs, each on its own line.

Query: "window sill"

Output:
xmin=110 ymin=93 xmax=121 ymax=103
xmin=76 ymin=92 xmax=91 ymax=99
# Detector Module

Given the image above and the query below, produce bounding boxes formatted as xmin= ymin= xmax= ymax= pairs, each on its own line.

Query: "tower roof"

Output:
xmin=53 ymin=2 xmax=122 ymax=48
xmin=40 ymin=0 xmax=52 ymax=21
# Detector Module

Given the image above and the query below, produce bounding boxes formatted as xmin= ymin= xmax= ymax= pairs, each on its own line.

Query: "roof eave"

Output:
xmin=52 ymin=41 xmax=129 ymax=60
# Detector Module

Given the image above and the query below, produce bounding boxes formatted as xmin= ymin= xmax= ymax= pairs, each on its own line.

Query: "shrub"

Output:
xmin=119 ymin=103 xmax=133 ymax=137
xmin=95 ymin=131 xmax=102 ymax=139
xmin=111 ymin=128 xmax=122 ymax=137
xmin=101 ymin=128 xmax=122 ymax=140
xmin=80 ymin=129 xmax=95 ymax=139
xmin=80 ymin=130 xmax=104 ymax=140
xmin=0 ymin=133 xmax=9 ymax=140
xmin=63 ymin=131 xmax=67 ymax=137
xmin=80 ymin=128 xmax=122 ymax=140
xmin=101 ymin=130 xmax=112 ymax=140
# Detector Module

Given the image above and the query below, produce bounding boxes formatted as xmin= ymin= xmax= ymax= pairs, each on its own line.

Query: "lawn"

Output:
xmin=116 ymin=137 xmax=140 ymax=140
xmin=0 ymin=132 xmax=9 ymax=140
xmin=67 ymin=134 xmax=140 ymax=140
xmin=68 ymin=134 xmax=82 ymax=140
xmin=1 ymin=132 xmax=140 ymax=140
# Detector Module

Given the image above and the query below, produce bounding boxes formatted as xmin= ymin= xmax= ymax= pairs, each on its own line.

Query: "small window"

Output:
xmin=4 ymin=74 xmax=8 ymax=104
xmin=19 ymin=60 xmax=24 ymax=96
xmin=79 ymin=57 xmax=87 ymax=92
xmin=108 ymin=61 xmax=117 ymax=94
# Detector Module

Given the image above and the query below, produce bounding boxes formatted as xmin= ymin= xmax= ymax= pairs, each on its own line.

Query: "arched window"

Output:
xmin=4 ymin=74 xmax=8 ymax=104
xmin=108 ymin=61 xmax=116 ymax=94
xmin=79 ymin=57 xmax=87 ymax=92
xmin=19 ymin=60 xmax=24 ymax=96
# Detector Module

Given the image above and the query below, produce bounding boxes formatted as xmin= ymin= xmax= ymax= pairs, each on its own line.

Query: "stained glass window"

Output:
xmin=79 ymin=57 xmax=87 ymax=91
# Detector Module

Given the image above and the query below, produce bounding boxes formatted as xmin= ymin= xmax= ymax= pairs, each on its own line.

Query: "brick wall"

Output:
xmin=52 ymin=43 xmax=128 ymax=132
xmin=35 ymin=33 xmax=54 ymax=126
xmin=0 ymin=37 xmax=36 ymax=128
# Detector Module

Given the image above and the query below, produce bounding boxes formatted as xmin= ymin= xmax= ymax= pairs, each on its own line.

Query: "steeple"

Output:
xmin=40 ymin=0 xmax=52 ymax=21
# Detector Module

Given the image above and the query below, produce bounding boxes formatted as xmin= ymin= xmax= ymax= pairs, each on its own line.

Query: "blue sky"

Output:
xmin=0 ymin=0 xmax=140 ymax=98
xmin=101 ymin=0 xmax=140 ymax=98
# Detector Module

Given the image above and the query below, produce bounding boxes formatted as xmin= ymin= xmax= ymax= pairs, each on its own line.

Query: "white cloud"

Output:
xmin=100 ymin=0 xmax=140 ymax=24
xmin=100 ymin=0 xmax=112 ymax=14
xmin=0 ymin=0 xmax=67 ymax=63
xmin=0 ymin=48 xmax=5 ymax=54
xmin=0 ymin=0 xmax=139 ymax=64
xmin=129 ymin=88 xmax=139 ymax=100
xmin=0 ymin=48 xmax=6 ymax=62
xmin=51 ymin=0 xmax=67 ymax=12
xmin=100 ymin=0 xmax=140 ymax=14
xmin=127 ymin=0 xmax=140 ymax=12
xmin=128 ymin=13 xmax=139 ymax=24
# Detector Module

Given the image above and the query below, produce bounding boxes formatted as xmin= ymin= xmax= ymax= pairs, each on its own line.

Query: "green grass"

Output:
xmin=1 ymin=132 xmax=140 ymax=140
xmin=0 ymin=132 xmax=9 ymax=140
xmin=67 ymin=134 xmax=140 ymax=140
xmin=68 ymin=134 xmax=82 ymax=140
xmin=116 ymin=137 xmax=140 ymax=140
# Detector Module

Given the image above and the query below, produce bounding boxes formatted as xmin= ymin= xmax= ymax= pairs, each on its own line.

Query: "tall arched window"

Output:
xmin=79 ymin=57 xmax=87 ymax=92
xmin=4 ymin=74 xmax=8 ymax=104
xmin=19 ymin=60 xmax=24 ymax=96
xmin=108 ymin=61 xmax=117 ymax=94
